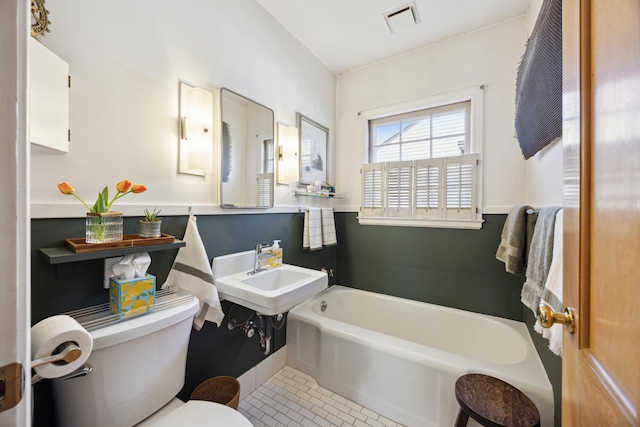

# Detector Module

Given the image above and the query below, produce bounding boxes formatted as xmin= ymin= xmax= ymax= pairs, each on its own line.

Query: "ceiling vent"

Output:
xmin=384 ymin=2 xmax=420 ymax=33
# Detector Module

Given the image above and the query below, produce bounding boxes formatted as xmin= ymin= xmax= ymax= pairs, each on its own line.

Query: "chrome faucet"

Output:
xmin=248 ymin=243 xmax=271 ymax=275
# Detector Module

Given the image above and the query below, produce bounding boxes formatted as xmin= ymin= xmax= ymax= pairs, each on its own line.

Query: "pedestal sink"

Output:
xmin=212 ymin=250 xmax=328 ymax=315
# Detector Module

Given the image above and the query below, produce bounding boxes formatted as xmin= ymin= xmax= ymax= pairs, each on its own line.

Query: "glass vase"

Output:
xmin=86 ymin=211 xmax=123 ymax=243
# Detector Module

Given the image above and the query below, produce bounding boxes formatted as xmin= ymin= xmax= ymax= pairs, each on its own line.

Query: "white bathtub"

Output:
xmin=286 ymin=286 xmax=553 ymax=427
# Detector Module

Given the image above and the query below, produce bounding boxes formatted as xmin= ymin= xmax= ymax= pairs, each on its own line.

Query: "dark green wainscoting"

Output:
xmin=30 ymin=212 xmax=559 ymax=427
xmin=30 ymin=213 xmax=335 ymax=427
xmin=334 ymin=212 xmax=561 ymax=426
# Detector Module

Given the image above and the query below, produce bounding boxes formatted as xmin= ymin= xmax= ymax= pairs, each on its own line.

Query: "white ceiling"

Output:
xmin=256 ymin=0 xmax=532 ymax=74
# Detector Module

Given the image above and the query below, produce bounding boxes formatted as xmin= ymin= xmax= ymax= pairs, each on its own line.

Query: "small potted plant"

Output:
xmin=140 ymin=207 xmax=162 ymax=238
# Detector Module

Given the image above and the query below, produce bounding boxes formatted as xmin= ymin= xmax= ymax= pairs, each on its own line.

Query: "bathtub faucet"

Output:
xmin=248 ymin=243 xmax=271 ymax=275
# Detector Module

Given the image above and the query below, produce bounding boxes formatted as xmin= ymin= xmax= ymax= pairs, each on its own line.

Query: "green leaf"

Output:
xmin=93 ymin=188 xmax=108 ymax=213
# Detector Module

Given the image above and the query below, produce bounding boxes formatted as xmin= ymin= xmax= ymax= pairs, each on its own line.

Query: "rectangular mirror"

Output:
xmin=179 ymin=82 xmax=214 ymax=176
xmin=297 ymin=112 xmax=329 ymax=185
xmin=220 ymin=88 xmax=274 ymax=208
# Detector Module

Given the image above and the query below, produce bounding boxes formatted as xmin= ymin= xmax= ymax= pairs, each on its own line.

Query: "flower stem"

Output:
xmin=71 ymin=193 xmax=94 ymax=212
xmin=106 ymin=191 xmax=130 ymax=211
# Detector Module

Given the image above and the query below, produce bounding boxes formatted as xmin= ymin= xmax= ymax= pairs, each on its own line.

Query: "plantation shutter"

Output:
xmin=257 ymin=173 xmax=273 ymax=207
xmin=386 ymin=161 xmax=412 ymax=217
xmin=361 ymin=163 xmax=384 ymax=216
xmin=444 ymin=154 xmax=476 ymax=220
xmin=414 ymin=158 xmax=441 ymax=219
xmin=360 ymin=154 xmax=477 ymax=222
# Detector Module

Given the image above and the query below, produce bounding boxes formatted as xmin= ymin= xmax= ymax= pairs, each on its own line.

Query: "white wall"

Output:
xmin=31 ymin=1 xmax=562 ymax=218
xmin=30 ymin=0 xmax=335 ymax=218
xmin=334 ymin=13 xmax=564 ymax=214
xmin=335 ymin=17 xmax=530 ymax=213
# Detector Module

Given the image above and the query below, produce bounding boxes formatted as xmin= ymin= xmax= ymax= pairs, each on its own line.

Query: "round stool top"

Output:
xmin=455 ymin=374 xmax=540 ymax=427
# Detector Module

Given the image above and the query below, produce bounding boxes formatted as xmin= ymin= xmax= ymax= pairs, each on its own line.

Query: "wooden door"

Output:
xmin=562 ymin=0 xmax=640 ymax=425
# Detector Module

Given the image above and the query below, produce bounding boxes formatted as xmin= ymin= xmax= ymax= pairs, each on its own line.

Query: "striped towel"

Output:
xmin=534 ymin=209 xmax=564 ymax=356
xmin=321 ymin=208 xmax=337 ymax=246
xmin=521 ymin=206 xmax=562 ymax=314
xmin=303 ymin=207 xmax=323 ymax=250
xmin=161 ymin=213 xmax=224 ymax=330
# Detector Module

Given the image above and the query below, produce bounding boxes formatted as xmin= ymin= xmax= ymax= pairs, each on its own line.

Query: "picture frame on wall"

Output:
xmin=297 ymin=112 xmax=329 ymax=185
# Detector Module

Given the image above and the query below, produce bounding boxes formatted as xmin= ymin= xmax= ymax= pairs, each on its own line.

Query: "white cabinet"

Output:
xmin=30 ymin=38 xmax=69 ymax=154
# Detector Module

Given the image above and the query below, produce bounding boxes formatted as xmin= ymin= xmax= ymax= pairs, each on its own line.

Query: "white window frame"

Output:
xmin=358 ymin=86 xmax=484 ymax=229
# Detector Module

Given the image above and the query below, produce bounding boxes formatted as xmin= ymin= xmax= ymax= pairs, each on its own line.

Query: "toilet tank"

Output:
xmin=52 ymin=290 xmax=200 ymax=427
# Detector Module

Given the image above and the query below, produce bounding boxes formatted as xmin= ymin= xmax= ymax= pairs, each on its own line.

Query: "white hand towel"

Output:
xmin=303 ymin=209 xmax=310 ymax=249
xmin=534 ymin=209 xmax=564 ymax=356
xmin=161 ymin=213 xmax=224 ymax=330
xmin=321 ymin=208 xmax=337 ymax=246
xmin=303 ymin=207 xmax=323 ymax=251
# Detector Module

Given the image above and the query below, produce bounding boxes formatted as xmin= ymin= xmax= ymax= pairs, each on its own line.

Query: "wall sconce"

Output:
xmin=179 ymin=82 xmax=213 ymax=176
xmin=276 ymin=123 xmax=299 ymax=184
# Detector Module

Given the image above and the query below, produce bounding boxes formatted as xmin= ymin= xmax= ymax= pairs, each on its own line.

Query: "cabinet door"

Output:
xmin=30 ymin=38 xmax=69 ymax=153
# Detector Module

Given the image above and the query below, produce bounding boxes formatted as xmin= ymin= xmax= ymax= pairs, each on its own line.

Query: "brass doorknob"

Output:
xmin=537 ymin=302 xmax=575 ymax=333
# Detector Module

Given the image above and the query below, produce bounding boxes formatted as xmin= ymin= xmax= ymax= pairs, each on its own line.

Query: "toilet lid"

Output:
xmin=151 ymin=400 xmax=252 ymax=426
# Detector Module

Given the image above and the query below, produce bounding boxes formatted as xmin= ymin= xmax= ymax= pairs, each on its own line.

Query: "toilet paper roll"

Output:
xmin=31 ymin=315 xmax=93 ymax=379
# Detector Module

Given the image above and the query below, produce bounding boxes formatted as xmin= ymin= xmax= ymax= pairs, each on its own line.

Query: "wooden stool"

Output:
xmin=454 ymin=374 xmax=540 ymax=427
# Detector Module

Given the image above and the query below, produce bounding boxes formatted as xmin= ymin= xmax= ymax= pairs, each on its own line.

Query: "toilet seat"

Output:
xmin=150 ymin=400 xmax=252 ymax=426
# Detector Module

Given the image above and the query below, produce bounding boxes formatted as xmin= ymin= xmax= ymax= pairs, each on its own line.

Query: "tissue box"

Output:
xmin=109 ymin=274 xmax=156 ymax=316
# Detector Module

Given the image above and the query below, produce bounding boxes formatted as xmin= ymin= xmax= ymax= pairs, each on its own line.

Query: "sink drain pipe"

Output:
xmin=227 ymin=307 xmax=286 ymax=355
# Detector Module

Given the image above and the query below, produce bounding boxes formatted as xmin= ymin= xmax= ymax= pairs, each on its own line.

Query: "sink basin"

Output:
xmin=242 ymin=268 xmax=312 ymax=291
xmin=212 ymin=250 xmax=328 ymax=315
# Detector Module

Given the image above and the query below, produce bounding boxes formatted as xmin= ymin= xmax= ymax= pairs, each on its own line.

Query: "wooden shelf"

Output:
xmin=39 ymin=238 xmax=185 ymax=265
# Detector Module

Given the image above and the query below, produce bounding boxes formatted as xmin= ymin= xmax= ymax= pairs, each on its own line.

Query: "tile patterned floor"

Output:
xmin=239 ymin=366 xmax=406 ymax=427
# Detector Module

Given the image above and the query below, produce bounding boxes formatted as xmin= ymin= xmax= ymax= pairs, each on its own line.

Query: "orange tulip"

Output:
xmin=57 ymin=182 xmax=93 ymax=211
xmin=116 ymin=180 xmax=132 ymax=193
xmin=131 ymin=184 xmax=147 ymax=194
xmin=57 ymin=180 xmax=147 ymax=213
xmin=57 ymin=182 xmax=75 ymax=195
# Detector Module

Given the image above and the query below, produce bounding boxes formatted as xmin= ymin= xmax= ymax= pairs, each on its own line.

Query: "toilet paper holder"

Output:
xmin=31 ymin=342 xmax=85 ymax=385
xmin=32 ymin=342 xmax=82 ymax=369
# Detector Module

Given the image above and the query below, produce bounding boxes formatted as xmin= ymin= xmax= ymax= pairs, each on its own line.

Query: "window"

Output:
xmin=262 ymin=138 xmax=274 ymax=173
xmin=360 ymin=88 xmax=483 ymax=229
xmin=369 ymin=101 xmax=470 ymax=162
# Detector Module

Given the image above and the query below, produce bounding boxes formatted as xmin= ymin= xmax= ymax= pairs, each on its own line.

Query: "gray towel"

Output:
xmin=524 ymin=210 xmax=538 ymax=267
xmin=496 ymin=205 xmax=532 ymax=274
xmin=521 ymin=206 xmax=562 ymax=314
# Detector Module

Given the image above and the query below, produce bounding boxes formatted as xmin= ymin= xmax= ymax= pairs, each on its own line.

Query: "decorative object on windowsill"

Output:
xmin=140 ymin=207 xmax=162 ymax=238
xmin=57 ymin=180 xmax=147 ymax=244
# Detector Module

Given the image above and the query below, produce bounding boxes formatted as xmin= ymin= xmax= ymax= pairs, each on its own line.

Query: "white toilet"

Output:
xmin=51 ymin=291 xmax=252 ymax=427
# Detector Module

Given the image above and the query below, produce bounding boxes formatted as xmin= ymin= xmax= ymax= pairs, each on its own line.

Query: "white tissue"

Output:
xmin=31 ymin=315 xmax=93 ymax=378
xmin=132 ymin=252 xmax=151 ymax=277
xmin=112 ymin=254 xmax=135 ymax=280
xmin=112 ymin=252 xmax=151 ymax=280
